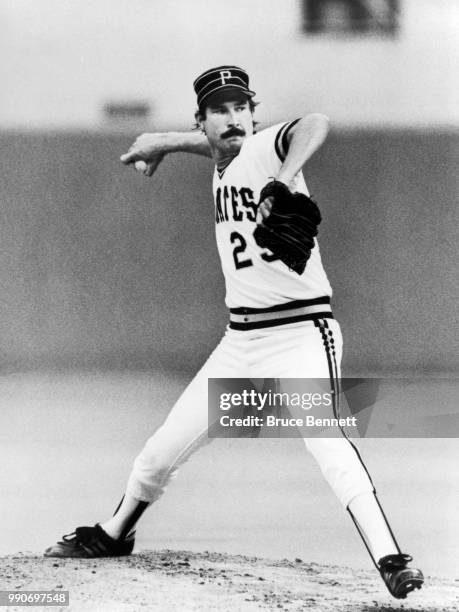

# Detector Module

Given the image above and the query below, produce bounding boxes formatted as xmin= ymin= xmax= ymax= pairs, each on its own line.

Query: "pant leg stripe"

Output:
xmin=314 ymin=319 xmax=375 ymax=490
xmin=316 ymin=319 xmax=403 ymax=560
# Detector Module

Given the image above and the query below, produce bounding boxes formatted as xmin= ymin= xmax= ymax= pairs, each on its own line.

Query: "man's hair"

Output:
xmin=193 ymin=98 xmax=259 ymax=131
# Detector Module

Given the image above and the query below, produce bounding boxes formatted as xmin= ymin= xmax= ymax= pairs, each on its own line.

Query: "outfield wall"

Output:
xmin=0 ymin=129 xmax=457 ymax=375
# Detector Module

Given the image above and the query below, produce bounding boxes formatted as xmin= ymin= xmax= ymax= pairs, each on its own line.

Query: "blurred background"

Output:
xmin=0 ymin=0 xmax=457 ymax=373
xmin=1 ymin=0 xmax=458 ymax=584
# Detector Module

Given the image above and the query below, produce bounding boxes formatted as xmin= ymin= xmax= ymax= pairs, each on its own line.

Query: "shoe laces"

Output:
xmin=62 ymin=526 xmax=96 ymax=545
xmin=380 ymin=553 xmax=413 ymax=571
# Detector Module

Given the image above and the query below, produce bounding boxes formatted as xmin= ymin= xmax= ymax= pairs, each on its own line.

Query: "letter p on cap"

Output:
xmin=219 ymin=70 xmax=232 ymax=84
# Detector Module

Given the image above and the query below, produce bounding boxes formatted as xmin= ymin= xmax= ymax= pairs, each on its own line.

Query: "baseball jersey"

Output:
xmin=212 ymin=120 xmax=332 ymax=309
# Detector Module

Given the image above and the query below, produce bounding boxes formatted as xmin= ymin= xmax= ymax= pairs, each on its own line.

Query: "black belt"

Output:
xmin=229 ymin=296 xmax=333 ymax=330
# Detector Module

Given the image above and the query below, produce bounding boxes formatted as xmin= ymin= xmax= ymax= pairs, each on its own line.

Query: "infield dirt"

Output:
xmin=1 ymin=549 xmax=458 ymax=612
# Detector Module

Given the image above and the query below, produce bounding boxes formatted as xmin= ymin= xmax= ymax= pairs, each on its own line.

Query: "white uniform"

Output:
xmin=126 ymin=121 xmax=374 ymax=510
xmin=214 ymin=121 xmax=332 ymax=308
xmin=213 ymin=121 xmax=332 ymax=308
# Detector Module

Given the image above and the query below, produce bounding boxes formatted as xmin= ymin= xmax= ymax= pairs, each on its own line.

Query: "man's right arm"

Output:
xmin=120 ymin=132 xmax=212 ymax=177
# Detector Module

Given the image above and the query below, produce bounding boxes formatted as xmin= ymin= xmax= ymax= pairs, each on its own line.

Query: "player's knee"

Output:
xmin=133 ymin=446 xmax=172 ymax=477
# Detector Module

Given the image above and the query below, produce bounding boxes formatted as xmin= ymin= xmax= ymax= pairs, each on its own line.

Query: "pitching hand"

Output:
xmin=120 ymin=133 xmax=166 ymax=177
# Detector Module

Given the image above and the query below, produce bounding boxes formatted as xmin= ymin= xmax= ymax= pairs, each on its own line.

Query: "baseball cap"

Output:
xmin=193 ymin=65 xmax=256 ymax=108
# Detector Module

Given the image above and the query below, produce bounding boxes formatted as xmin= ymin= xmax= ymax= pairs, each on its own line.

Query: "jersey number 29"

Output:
xmin=230 ymin=231 xmax=278 ymax=269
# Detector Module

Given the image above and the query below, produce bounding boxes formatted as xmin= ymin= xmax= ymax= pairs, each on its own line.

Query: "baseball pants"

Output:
xmin=126 ymin=317 xmax=374 ymax=507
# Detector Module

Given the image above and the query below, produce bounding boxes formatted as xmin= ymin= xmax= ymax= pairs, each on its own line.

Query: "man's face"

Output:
xmin=200 ymin=96 xmax=254 ymax=156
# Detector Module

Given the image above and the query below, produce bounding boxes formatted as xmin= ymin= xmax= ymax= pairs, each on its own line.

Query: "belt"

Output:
xmin=229 ymin=296 xmax=333 ymax=330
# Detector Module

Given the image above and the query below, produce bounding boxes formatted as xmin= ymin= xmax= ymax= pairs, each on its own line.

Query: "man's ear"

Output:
xmin=195 ymin=110 xmax=205 ymax=134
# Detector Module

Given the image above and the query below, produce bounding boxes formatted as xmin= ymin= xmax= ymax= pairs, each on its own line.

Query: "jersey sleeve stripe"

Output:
xmin=280 ymin=118 xmax=301 ymax=159
xmin=274 ymin=118 xmax=301 ymax=162
xmin=274 ymin=123 xmax=288 ymax=161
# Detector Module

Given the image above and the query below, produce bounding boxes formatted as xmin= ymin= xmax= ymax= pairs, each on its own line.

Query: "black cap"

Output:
xmin=193 ymin=65 xmax=256 ymax=108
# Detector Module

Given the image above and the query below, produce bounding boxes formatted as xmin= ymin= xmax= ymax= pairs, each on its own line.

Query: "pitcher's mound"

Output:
xmin=1 ymin=550 xmax=456 ymax=611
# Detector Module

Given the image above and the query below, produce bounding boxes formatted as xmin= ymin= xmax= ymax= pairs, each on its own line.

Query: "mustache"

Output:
xmin=221 ymin=127 xmax=246 ymax=139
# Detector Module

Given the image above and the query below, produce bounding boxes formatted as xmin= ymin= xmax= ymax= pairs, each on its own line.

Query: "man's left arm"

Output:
xmin=276 ymin=113 xmax=330 ymax=189
xmin=256 ymin=114 xmax=329 ymax=224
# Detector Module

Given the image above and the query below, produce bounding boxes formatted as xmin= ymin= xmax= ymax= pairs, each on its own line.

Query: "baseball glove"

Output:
xmin=253 ymin=180 xmax=322 ymax=275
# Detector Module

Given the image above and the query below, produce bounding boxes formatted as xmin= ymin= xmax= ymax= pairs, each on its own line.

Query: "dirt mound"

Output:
xmin=1 ymin=550 xmax=457 ymax=611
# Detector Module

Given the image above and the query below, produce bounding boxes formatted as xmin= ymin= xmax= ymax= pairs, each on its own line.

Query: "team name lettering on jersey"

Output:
xmin=215 ymin=186 xmax=257 ymax=224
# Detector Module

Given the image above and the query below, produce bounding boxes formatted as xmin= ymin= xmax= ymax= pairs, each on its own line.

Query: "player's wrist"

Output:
xmin=274 ymin=174 xmax=294 ymax=191
xmin=142 ymin=132 xmax=188 ymax=156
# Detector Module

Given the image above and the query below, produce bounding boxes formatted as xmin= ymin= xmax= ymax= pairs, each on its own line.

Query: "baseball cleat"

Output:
xmin=44 ymin=524 xmax=135 ymax=558
xmin=378 ymin=553 xmax=424 ymax=599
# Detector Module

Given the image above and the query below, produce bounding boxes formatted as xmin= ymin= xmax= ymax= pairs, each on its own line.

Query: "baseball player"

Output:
xmin=45 ymin=66 xmax=423 ymax=600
